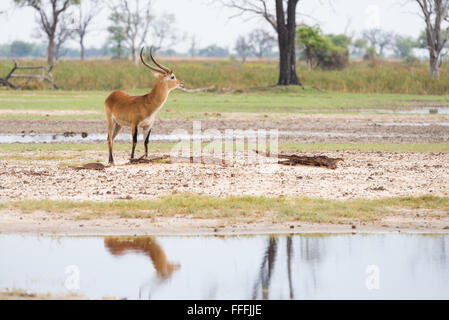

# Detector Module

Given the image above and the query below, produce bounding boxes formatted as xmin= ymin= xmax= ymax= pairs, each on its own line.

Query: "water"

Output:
xmin=1 ymin=234 xmax=448 ymax=300
xmin=2 ymin=126 xmax=449 ymax=144
xmin=0 ymin=133 xmax=196 ymax=144
xmin=360 ymin=106 xmax=449 ymax=115
xmin=0 ymin=131 xmax=282 ymax=144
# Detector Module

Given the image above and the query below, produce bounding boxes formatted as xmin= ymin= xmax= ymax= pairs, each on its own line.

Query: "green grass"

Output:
xmin=2 ymin=59 xmax=449 ymax=94
xmin=3 ymin=194 xmax=448 ymax=223
xmin=0 ymin=88 xmax=448 ymax=120
xmin=0 ymin=154 xmax=71 ymax=161
xmin=277 ymin=142 xmax=449 ymax=153
xmin=0 ymin=113 xmax=103 ymax=120
xmin=0 ymin=142 xmax=447 ymax=154
xmin=0 ymin=142 xmax=174 ymax=153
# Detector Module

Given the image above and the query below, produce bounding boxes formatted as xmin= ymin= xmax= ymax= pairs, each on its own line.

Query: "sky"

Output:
xmin=0 ymin=0 xmax=426 ymax=52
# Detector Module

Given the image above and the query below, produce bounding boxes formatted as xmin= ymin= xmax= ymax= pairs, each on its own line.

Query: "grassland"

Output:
xmin=1 ymin=59 xmax=449 ymax=94
xmin=0 ymin=88 xmax=448 ymax=121
xmin=0 ymin=142 xmax=448 ymax=155
xmin=3 ymin=194 xmax=448 ymax=224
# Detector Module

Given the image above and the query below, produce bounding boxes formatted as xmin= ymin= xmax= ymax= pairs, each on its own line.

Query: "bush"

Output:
xmin=297 ymin=26 xmax=349 ymax=70
xmin=404 ymin=55 xmax=420 ymax=66
xmin=316 ymin=42 xmax=349 ymax=70
xmin=363 ymin=47 xmax=377 ymax=61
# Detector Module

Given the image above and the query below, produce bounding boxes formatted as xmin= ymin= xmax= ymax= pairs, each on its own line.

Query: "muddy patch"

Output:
xmin=1 ymin=114 xmax=449 ymax=143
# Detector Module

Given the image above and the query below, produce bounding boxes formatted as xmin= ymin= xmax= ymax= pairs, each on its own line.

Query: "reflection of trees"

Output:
xmin=407 ymin=235 xmax=449 ymax=277
xmin=287 ymin=236 xmax=294 ymax=299
xmin=104 ymin=236 xmax=180 ymax=299
xmin=252 ymin=236 xmax=296 ymax=300
xmin=299 ymin=236 xmax=327 ymax=291
xmin=252 ymin=236 xmax=278 ymax=300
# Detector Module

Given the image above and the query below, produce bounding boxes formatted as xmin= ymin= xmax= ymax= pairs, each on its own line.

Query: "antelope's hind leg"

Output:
xmin=107 ymin=121 xmax=122 ymax=165
xmin=143 ymin=126 xmax=152 ymax=158
xmin=130 ymin=125 xmax=138 ymax=160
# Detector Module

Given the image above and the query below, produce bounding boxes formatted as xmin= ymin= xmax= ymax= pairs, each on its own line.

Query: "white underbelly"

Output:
xmin=113 ymin=116 xmax=131 ymax=127
xmin=138 ymin=115 xmax=155 ymax=128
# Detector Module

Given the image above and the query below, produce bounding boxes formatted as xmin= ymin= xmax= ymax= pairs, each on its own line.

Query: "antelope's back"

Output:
xmin=105 ymin=90 xmax=131 ymax=110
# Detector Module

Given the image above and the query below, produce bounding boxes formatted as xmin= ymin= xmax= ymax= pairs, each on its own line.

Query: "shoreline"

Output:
xmin=1 ymin=210 xmax=449 ymax=237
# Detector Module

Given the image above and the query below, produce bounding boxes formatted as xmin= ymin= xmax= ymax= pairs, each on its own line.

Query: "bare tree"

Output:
xmin=73 ymin=0 xmax=102 ymax=60
xmin=235 ymin=35 xmax=252 ymax=62
xmin=110 ymin=0 xmax=153 ymax=65
xmin=415 ymin=0 xmax=449 ymax=77
xmin=362 ymin=28 xmax=394 ymax=58
xmin=248 ymin=28 xmax=276 ymax=58
xmin=218 ymin=0 xmax=302 ymax=86
xmin=188 ymin=35 xmax=197 ymax=58
xmin=14 ymin=0 xmax=80 ymax=64
xmin=152 ymin=12 xmax=183 ymax=54
xmin=53 ymin=12 xmax=75 ymax=61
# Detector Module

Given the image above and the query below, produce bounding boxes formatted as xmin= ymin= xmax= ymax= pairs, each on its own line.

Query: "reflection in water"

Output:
xmin=104 ymin=236 xmax=179 ymax=299
xmin=252 ymin=237 xmax=278 ymax=300
xmin=1 ymin=234 xmax=449 ymax=299
xmin=287 ymin=236 xmax=294 ymax=299
xmin=104 ymin=236 xmax=180 ymax=279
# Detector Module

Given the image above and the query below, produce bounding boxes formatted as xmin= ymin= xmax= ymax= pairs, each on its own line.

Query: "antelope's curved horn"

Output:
xmin=140 ymin=47 xmax=165 ymax=73
xmin=150 ymin=46 xmax=171 ymax=73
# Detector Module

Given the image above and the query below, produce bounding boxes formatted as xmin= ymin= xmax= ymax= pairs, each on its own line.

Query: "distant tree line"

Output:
xmin=3 ymin=0 xmax=449 ymax=79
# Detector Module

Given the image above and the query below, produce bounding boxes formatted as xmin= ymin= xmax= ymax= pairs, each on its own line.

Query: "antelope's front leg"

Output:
xmin=130 ymin=125 xmax=138 ymax=160
xmin=143 ymin=127 xmax=152 ymax=158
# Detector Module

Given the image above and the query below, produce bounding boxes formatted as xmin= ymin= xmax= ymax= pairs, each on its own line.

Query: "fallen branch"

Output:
xmin=72 ymin=163 xmax=106 ymax=171
xmin=311 ymin=86 xmax=326 ymax=93
xmin=255 ymin=150 xmax=343 ymax=170
xmin=172 ymin=155 xmax=228 ymax=165
xmin=0 ymin=59 xmax=58 ymax=90
xmin=128 ymin=155 xmax=170 ymax=164
xmin=179 ymin=85 xmax=216 ymax=93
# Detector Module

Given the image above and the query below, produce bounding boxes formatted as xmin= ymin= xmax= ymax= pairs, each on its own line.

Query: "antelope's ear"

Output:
xmin=152 ymin=72 xmax=162 ymax=79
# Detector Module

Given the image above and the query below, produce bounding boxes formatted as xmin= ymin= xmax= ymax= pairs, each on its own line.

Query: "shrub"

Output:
xmin=363 ymin=47 xmax=377 ymax=61
xmin=316 ymin=42 xmax=349 ymax=70
xmin=297 ymin=26 xmax=349 ymax=70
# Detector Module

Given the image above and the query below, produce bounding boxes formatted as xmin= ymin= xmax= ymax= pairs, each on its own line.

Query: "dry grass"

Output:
xmin=1 ymin=59 xmax=449 ymax=94
xmin=3 ymin=194 xmax=448 ymax=224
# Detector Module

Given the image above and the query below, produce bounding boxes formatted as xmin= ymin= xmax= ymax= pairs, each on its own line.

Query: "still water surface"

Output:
xmin=0 ymin=234 xmax=448 ymax=300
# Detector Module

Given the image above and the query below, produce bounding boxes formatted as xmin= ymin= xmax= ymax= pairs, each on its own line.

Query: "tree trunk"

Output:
xmin=48 ymin=36 xmax=55 ymax=64
xmin=429 ymin=51 xmax=440 ymax=78
xmin=80 ymin=35 xmax=85 ymax=61
xmin=276 ymin=0 xmax=301 ymax=86
xmin=306 ymin=58 xmax=312 ymax=71
xmin=132 ymin=47 xmax=138 ymax=66
xmin=81 ymin=44 xmax=85 ymax=61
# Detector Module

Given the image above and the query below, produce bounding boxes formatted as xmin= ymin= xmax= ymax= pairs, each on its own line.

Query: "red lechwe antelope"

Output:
xmin=104 ymin=47 xmax=184 ymax=164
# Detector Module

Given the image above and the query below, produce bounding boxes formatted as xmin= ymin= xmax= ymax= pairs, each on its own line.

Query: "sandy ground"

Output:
xmin=1 ymin=206 xmax=449 ymax=236
xmin=0 ymin=290 xmax=85 ymax=300
xmin=0 ymin=150 xmax=448 ymax=234
xmin=0 ymin=150 xmax=448 ymax=201
xmin=1 ymin=114 xmax=448 ymax=143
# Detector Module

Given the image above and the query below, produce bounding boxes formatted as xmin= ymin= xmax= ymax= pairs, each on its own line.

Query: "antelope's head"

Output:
xmin=140 ymin=47 xmax=184 ymax=92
